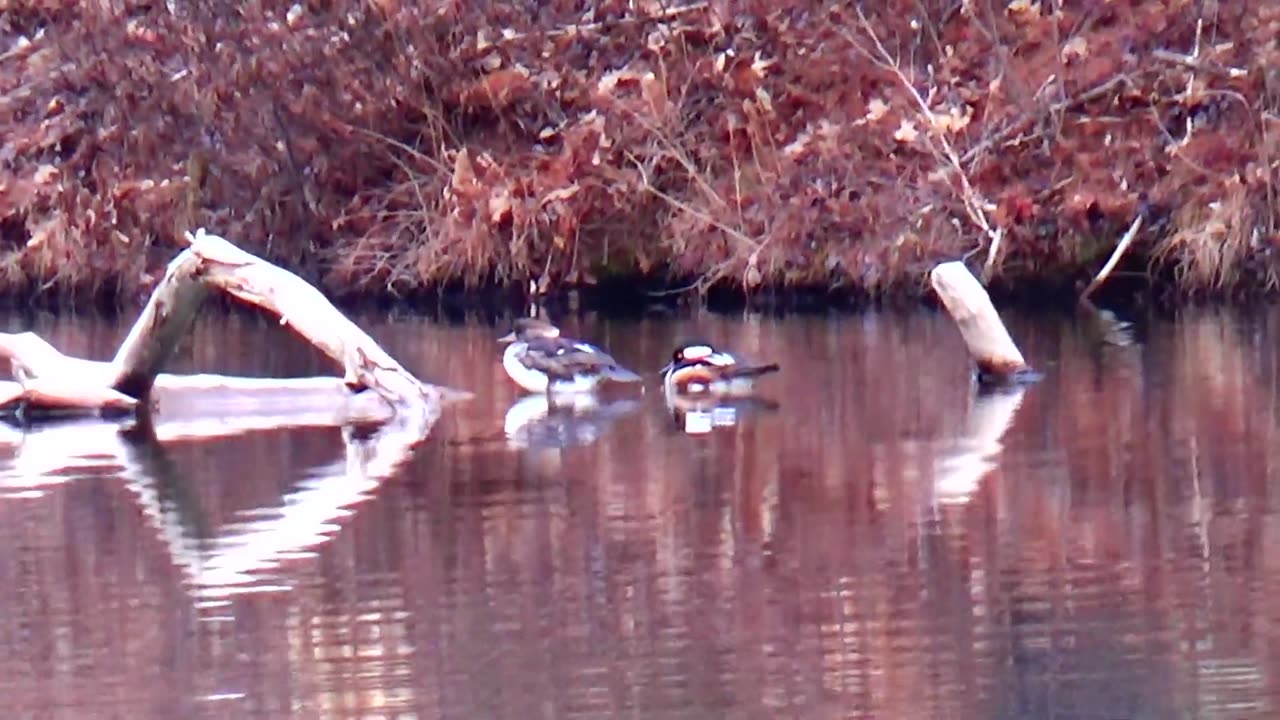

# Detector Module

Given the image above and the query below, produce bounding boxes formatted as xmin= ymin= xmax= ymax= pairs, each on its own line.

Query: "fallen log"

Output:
xmin=0 ymin=332 xmax=114 ymax=384
xmin=0 ymin=227 xmax=464 ymax=424
xmin=149 ymin=373 xmax=402 ymax=433
xmin=930 ymin=261 xmax=1038 ymax=385
xmin=0 ymin=333 xmax=134 ymax=415
xmin=110 ymin=247 xmax=208 ymax=399
xmin=182 ymin=228 xmax=435 ymax=405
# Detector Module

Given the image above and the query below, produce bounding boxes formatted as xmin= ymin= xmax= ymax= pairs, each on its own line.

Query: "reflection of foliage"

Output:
xmin=1 ymin=2 xmax=1277 ymax=303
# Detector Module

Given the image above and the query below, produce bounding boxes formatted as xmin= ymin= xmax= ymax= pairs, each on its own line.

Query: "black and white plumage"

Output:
xmin=660 ymin=342 xmax=780 ymax=396
xmin=498 ymin=318 xmax=642 ymax=394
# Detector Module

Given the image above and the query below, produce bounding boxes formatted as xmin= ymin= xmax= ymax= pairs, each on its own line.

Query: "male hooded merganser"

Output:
xmin=660 ymin=342 xmax=780 ymax=396
xmin=498 ymin=318 xmax=642 ymax=394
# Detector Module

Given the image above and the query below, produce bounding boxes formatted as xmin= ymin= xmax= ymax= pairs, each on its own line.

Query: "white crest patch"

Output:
xmin=705 ymin=352 xmax=737 ymax=367
xmin=681 ymin=344 xmax=714 ymax=360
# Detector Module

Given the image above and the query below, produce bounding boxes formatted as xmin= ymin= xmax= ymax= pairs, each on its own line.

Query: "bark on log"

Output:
xmin=0 ymin=332 xmax=114 ymax=384
xmin=110 ymin=248 xmax=209 ymax=399
xmin=0 ymin=333 xmax=134 ymax=415
xmin=929 ymin=262 xmax=1034 ymax=383
xmin=149 ymin=373 xmax=401 ymax=432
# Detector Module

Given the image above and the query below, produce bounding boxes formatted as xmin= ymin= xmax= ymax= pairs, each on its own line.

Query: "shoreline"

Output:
xmin=0 ymin=252 xmax=1261 ymax=321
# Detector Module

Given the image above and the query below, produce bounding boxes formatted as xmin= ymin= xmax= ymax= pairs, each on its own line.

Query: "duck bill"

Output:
xmin=498 ymin=331 xmax=517 ymax=344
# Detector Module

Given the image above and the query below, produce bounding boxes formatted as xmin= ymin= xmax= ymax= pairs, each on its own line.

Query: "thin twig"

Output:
xmin=1081 ymin=213 xmax=1144 ymax=300
xmin=624 ymin=151 xmax=761 ymax=250
xmin=497 ymin=2 xmax=709 ymax=43
xmin=961 ymin=73 xmax=1134 ymax=166
xmin=1151 ymin=48 xmax=1248 ymax=80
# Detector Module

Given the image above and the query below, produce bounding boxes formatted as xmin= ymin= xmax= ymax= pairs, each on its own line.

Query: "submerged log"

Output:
xmin=149 ymin=374 xmax=402 ymax=432
xmin=930 ymin=261 xmax=1036 ymax=384
xmin=0 ymin=227 xmax=463 ymax=423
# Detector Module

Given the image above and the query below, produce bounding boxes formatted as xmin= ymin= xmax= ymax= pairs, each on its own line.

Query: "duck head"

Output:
xmin=659 ymin=343 xmax=716 ymax=374
xmin=499 ymin=318 xmax=562 ymax=343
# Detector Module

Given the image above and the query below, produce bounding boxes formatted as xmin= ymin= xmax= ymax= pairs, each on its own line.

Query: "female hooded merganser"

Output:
xmin=498 ymin=318 xmax=642 ymax=394
xmin=660 ymin=342 xmax=780 ymax=396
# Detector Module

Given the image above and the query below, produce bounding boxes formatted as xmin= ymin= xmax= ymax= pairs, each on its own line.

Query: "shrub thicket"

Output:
xmin=1 ymin=1 xmax=1277 ymax=304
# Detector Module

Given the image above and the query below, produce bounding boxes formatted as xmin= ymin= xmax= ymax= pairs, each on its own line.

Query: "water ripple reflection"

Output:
xmin=0 ymin=308 xmax=1279 ymax=717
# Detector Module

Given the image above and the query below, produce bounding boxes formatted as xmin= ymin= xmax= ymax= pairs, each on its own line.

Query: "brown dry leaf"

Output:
xmin=640 ymin=72 xmax=668 ymax=116
xmin=34 ymin=164 xmax=60 ymax=184
xmin=541 ymin=185 xmax=581 ymax=206
xmin=448 ymin=148 xmax=478 ymax=200
xmin=1006 ymin=0 xmax=1040 ymax=15
xmin=866 ymin=98 xmax=890 ymax=122
xmin=755 ymin=87 xmax=772 ymax=113
xmin=489 ymin=187 xmax=512 ymax=224
xmin=596 ymin=67 xmax=644 ymax=95
xmin=929 ymin=104 xmax=973 ymax=135
xmin=893 ymin=118 xmax=920 ymax=144
xmin=1061 ymin=36 xmax=1089 ymax=63
xmin=459 ymin=67 xmax=532 ymax=110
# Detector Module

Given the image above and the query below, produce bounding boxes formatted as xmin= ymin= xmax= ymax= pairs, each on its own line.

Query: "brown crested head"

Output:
xmin=499 ymin=318 xmax=561 ymax=343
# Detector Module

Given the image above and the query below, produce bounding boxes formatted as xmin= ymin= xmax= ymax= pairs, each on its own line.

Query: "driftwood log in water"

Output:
xmin=0 ymin=228 xmax=463 ymax=425
xmin=930 ymin=261 xmax=1034 ymax=383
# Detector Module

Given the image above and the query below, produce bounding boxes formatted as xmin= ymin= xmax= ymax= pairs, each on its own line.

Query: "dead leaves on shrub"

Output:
xmin=2 ymin=1 xmax=1279 ymax=301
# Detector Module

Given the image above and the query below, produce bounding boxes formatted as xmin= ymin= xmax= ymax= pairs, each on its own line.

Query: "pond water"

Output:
xmin=1 ymin=304 xmax=1280 ymax=719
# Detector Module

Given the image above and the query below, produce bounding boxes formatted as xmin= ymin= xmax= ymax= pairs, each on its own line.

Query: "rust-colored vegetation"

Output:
xmin=1 ymin=1 xmax=1277 ymax=305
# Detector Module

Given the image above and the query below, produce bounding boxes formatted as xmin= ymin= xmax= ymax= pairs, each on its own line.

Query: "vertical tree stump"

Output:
xmin=930 ymin=262 xmax=1037 ymax=384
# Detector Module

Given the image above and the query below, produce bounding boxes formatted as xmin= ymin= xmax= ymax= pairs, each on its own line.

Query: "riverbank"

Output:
xmin=2 ymin=3 xmax=1277 ymax=308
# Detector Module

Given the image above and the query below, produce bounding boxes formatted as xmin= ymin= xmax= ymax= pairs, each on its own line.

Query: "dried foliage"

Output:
xmin=1 ymin=1 xmax=1278 ymax=304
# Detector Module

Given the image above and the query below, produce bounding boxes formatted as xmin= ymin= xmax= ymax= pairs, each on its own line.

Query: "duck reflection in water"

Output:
xmin=659 ymin=342 xmax=781 ymax=435
xmin=664 ymin=393 xmax=780 ymax=435
xmin=503 ymin=393 xmax=641 ymax=450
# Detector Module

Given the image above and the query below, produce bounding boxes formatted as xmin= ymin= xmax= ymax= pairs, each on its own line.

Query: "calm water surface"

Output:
xmin=2 ymin=305 xmax=1280 ymax=719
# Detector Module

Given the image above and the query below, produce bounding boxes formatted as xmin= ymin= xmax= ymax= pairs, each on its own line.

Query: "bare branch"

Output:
xmin=1081 ymin=213 xmax=1145 ymax=301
